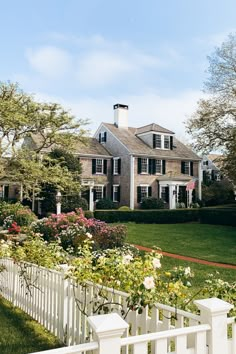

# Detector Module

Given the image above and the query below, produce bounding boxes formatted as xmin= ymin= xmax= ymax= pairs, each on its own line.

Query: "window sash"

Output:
xmin=140 ymin=186 xmax=148 ymax=201
xmin=141 ymin=158 xmax=148 ymax=173
xmin=155 ymin=159 xmax=162 ymax=174
xmin=96 ymin=159 xmax=103 ymax=173
xmin=164 ymin=136 xmax=170 ymax=149
xmin=113 ymin=159 xmax=119 ymax=175
xmin=184 ymin=162 xmax=190 ymax=175
xmin=155 ymin=134 xmax=162 ymax=148
xmin=94 ymin=186 xmax=103 ymax=200
xmin=113 ymin=185 xmax=119 ymax=202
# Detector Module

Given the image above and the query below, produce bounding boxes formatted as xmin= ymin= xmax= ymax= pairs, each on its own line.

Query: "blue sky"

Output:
xmin=0 ymin=0 xmax=236 ymax=138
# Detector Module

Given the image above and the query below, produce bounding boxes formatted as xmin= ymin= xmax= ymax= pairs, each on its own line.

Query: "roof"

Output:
xmin=24 ymin=134 xmax=111 ymax=158
xmin=135 ymin=123 xmax=174 ymax=135
xmin=103 ymin=123 xmax=201 ymax=160
xmin=207 ymin=154 xmax=224 ymax=169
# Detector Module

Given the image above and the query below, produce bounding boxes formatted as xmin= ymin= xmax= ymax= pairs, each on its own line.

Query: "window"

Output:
xmin=141 ymin=186 xmax=148 ymax=201
xmin=155 ymin=160 xmax=162 ymax=174
xmin=181 ymin=161 xmax=193 ymax=176
xmin=164 ymin=136 xmax=170 ymax=149
xmin=99 ymin=132 xmax=107 ymax=143
xmin=203 ymin=160 xmax=208 ymax=166
xmin=96 ymin=159 xmax=103 ymax=173
xmin=92 ymin=159 xmax=107 ymax=174
xmin=94 ymin=185 xmax=103 ymax=201
xmin=113 ymin=185 xmax=120 ymax=202
xmin=154 ymin=134 xmax=161 ymax=148
xmin=137 ymin=185 xmax=152 ymax=202
xmin=141 ymin=158 xmax=148 ymax=173
xmin=113 ymin=158 xmax=121 ymax=175
xmin=161 ymin=187 xmax=166 ymax=201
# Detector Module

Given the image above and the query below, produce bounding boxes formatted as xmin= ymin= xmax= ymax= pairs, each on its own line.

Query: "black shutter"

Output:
xmin=170 ymin=136 xmax=173 ymax=150
xmin=152 ymin=159 xmax=156 ymax=174
xmin=162 ymin=160 xmax=166 ymax=174
xmin=103 ymin=186 xmax=106 ymax=198
xmin=93 ymin=188 xmax=97 ymax=201
xmin=148 ymin=159 xmax=153 ymax=174
xmin=112 ymin=159 xmax=114 ymax=174
xmin=118 ymin=158 xmax=121 ymax=174
xmin=103 ymin=159 xmax=107 ymax=174
xmin=117 ymin=186 xmax=121 ymax=202
xmin=148 ymin=186 xmax=152 ymax=197
xmin=153 ymin=134 xmax=156 ymax=148
xmin=137 ymin=186 xmax=142 ymax=203
xmin=99 ymin=133 xmax=101 ymax=143
xmin=138 ymin=158 xmax=142 ymax=174
xmin=92 ymin=159 xmax=96 ymax=174
xmin=181 ymin=161 xmax=185 ymax=174
xmin=190 ymin=161 xmax=194 ymax=176
xmin=111 ymin=185 xmax=114 ymax=200
xmin=104 ymin=132 xmax=107 ymax=142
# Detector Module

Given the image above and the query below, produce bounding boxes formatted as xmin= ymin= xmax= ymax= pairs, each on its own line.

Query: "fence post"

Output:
xmin=88 ymin=313 xmax=129 ymax=354
xmin=194 ymin=298 xmax=233 ymax=354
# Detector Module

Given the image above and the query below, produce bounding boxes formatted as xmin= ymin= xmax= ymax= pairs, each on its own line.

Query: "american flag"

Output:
xmin=186 ymin=179 xmax=196 ymax=191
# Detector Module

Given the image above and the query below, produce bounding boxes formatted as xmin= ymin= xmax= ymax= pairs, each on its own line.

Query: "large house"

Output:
xmin=82 ymin=104 xmax=201 ymax=210
xmin=1 ymin=104 xmax=202 ymax=212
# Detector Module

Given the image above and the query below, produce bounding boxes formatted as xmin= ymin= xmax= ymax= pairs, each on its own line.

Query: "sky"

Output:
xmin=0 ymin=0 xmax=236 ymax=140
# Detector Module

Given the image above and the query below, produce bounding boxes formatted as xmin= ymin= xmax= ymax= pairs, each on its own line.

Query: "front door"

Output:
xmin=178 ymin=186 xmax=187 ymax=207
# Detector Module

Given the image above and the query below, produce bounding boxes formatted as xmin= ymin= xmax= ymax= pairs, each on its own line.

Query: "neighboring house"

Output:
xmin=93 ymin=104 xmax=202 ymax=210
xmin=16 ymin=104 xmax=202 ymax=212
xmin=201 ymin=154 xmax=223 ymax=183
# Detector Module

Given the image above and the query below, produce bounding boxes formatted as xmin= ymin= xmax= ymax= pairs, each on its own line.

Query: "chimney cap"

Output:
xmin=113 ymin=103 xmax=128 ymax=110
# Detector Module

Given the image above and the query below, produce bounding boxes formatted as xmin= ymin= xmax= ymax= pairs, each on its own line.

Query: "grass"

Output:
xmin=125 ymin=222 xmax=236 ymax=265
xmin=0 ymin=296 xmax=63 ymax=354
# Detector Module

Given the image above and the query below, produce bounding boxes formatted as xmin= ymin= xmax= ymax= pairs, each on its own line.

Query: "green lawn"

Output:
xmin=125 ymin=223 xmax=236 ymax=265
xmin=0 ymin=296 xmax=63 ymax=354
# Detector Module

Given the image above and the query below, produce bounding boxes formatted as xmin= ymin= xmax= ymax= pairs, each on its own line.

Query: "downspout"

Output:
xmin=130 ymin=155 xmax=134 ymax=210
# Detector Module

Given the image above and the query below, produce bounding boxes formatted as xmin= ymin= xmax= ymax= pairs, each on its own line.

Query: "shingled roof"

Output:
xmin=103 ymin=123 xmax=201 ymax=160
xmin=135 ymin=123 xmax=174 ymax=135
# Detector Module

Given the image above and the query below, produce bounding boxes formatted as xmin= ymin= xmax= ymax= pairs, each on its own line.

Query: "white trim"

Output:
xmin=137 ymin=131 xmax=174 ymax=137
xmin=113 ymin=157 xmax=120 ymax=175
xmin=130 ymin=155 xmax=134 ymax=210
xmin=198 ymin=161 xmax=202 ymax=200
xmin=112 ymin=184 xmax=120 ymax=202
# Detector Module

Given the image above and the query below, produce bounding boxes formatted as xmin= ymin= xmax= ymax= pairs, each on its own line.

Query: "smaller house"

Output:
xmin=202 ymin=154 xmax=223 ymax=183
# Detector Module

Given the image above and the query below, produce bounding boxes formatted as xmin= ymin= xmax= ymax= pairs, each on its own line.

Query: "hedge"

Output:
xmin=94 ymin=209 xmax=200 ymax=224
xmin=199 ymin=208 xmax=236 ymax=227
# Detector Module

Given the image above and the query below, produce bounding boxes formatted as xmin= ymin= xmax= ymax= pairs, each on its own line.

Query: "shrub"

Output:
xmin=199 ymin=208 xmax=236 ymax=227
xmin=94 ymin=209 xmax=200 ymax=224
xmin=141 ymin=197 xmax=164 ymax=209
xmin=0 ymin=202 xmax=36 ymax=226
xmin=118 ymin=206 xmax=131 ymax=211
xmin=62 ymin=196 xmax=88 ymax=212
xmin=84 ymin=210 xmax=94 ymax=219
xmin=96 ymin=198 xmax=115 ymax=210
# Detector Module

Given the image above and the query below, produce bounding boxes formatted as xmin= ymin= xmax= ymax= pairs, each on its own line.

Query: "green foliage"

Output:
xmin=199 ymin=208 xmax=236 ymax=227
xmin=62 ymin=195 xmax=88 ymax=213
xmin=202 ymin=180 xmax=235 ymax=206
xmin=140 ymin=197 xmax=165 ymax=209
xmin=94 ymin=209 xmax=200 ymax=223
xmin=84 ymin=210 xmax=94 ymax=219
xmin=96 ymin=198 xmax=115 ymax=210
xmin=0 ymin=201 xmax=36 ymax=226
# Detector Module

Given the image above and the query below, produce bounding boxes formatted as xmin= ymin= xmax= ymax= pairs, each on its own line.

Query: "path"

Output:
xmin=133 ymin=244 xmax=236 ymax=270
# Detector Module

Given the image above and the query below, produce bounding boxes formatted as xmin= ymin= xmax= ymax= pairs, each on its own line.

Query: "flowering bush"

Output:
xmin=0 ymin=201 xmax=36 ymax=227
xmin=31 ymin=210 xmax=126 ymax=251
xmin=8 ymin=222 xmax=21 ymax=234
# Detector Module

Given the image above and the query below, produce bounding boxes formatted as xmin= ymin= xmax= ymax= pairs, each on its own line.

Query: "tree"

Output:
xmin=0 ymin=82 xmax=88 ymax=201
xmin=186 ymin=34 xmax=236 ymax=183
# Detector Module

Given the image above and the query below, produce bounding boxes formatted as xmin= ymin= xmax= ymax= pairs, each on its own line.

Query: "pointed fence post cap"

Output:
xmin=194 ymin=297 xmax=233 ymax=314
xmin=88 ymin=313 xmax=129 ymax=336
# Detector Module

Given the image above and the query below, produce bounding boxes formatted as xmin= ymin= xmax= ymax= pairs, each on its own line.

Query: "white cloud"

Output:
xmin=26 ymin=46 xmax=72 ymax=78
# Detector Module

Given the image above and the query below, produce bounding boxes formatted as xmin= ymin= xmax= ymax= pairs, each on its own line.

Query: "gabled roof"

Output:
xmin=135 ymin=123 xmax=174 ymax=135
xmin=24 ymin=134 xmax=111 ymax=158
xmin=103 ymin=123 xmax=201 ymax=160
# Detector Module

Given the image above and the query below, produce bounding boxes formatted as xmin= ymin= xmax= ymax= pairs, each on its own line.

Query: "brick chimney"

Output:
xmin=113 ymin=104 xmax=128 ymax=128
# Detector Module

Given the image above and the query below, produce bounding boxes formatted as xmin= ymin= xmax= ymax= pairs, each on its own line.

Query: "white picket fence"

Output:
xmin=0 ymin=258 xmax=235 ymax=354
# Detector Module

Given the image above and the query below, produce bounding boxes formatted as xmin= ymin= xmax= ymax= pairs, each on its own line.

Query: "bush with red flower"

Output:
xmin=8 ymin=221 xmax=21 ymax=234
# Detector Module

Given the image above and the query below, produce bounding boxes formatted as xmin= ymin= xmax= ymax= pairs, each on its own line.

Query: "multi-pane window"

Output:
xmin=154 ymin=134 xmax=162 ymax=148
xmin=141 ymin=186 xmax=149 ymax=201
xmin=94 ymin=186 xmax=103 ymax=201
xmin=203 ymin=160 xmax=208 ymax=166
xmin=164 ymin=136 xmax=170 ymax=149
xmin=155 ymin=159 xmax=162 ymax=174
xmin=183 ymin=162 xmax=190 ymax=175
xmin=141 ymin=158 xmax=148 ymax=173
xmin=96 ymin=159 xmax=103 ymax=174
xmin=113 ymin=159 xmax=119 ymax=175
xmin=161 ymin=186 xmax=166 ymax=201
xmin=113 ymin=185 xmax=120 ymax=202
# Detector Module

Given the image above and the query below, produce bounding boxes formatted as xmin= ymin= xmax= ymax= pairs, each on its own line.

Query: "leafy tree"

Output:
xmin=186 ymin=34 xmax=236 ymax=183
xmin=0 ymin=82 xmax=88 ymax=201
xmin=202 ymin=180 xmax=235 ymax=206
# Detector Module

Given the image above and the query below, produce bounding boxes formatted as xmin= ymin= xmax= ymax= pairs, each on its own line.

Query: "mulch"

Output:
xmin=133 ymin=244 xmax=236 ymax=270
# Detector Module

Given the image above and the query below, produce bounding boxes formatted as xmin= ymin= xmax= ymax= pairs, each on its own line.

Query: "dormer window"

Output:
xmin=99 ymin=132 xmax=107 ymax=143
xmin=153 ymin=134 xmax=173 ymax=150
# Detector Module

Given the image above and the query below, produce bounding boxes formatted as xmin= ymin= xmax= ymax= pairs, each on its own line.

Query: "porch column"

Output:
xmin=168 ymin=184 xmax=176 ymax=209
xmin=89 ymin=186 xmax=94 ymax=212
xmin=198 ymin=161 xmax=202 ymax=200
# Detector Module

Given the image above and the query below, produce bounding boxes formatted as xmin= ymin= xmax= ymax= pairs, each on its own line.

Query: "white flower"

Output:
xmin=122 ymin=254 xmax=133 ymax=265
xmin=152 ymin=258 xmax=161 ymax=269
xmin=184 ymin=267 xmax=191 ymax=276
xmin=143 ymin=276 xmax=155 ymax=290
xmin=86 ymin=232 xmax=93 ymax=239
